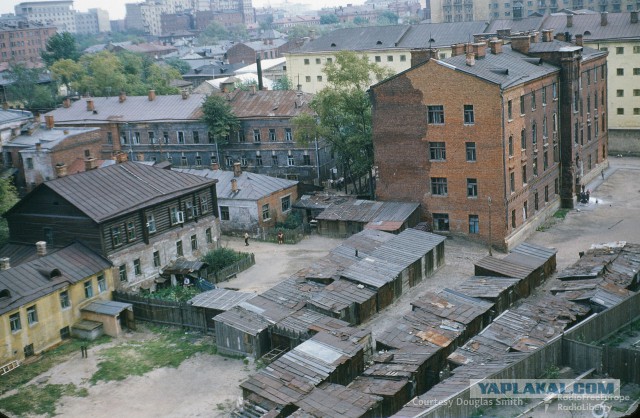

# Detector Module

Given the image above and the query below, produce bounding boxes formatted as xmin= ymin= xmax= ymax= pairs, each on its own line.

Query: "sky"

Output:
xmin=1 ymin=1 xmax=367 ymax=21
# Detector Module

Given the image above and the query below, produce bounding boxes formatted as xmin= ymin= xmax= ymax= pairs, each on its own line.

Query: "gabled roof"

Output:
xmin=0 ymin=109 xmax=32 ymax=125
xmin=542 ymin=12 xmax=640 ymax=41
xmin=9 ymin=162 xmax=216 ymax=223
xmin=174 ymin=168 xmax=297 ymax=201
xmin=228 ymin=89 xmax=315 ymax=118
xmin=45 ymin=94 xmax=207 ymax=125
xmin=0 ymin=242 xmax=111 ymax=315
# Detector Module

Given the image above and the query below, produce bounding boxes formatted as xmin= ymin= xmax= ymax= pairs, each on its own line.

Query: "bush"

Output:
xmin=276 ymin=211 xmax=302 ymax=230
xmin=201 ymin=247 xmax=246 ymax=272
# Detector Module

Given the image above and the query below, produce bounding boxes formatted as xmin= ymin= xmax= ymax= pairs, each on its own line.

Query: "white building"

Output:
xmin=15 ymin=0 xmax=76 ymax=32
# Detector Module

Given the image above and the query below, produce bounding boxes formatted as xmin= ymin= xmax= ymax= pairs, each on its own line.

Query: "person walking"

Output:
xmin=601 ymin=170 xmax=605 ymax=180
xmin=244 ymin=232 xmax=249 ymax=246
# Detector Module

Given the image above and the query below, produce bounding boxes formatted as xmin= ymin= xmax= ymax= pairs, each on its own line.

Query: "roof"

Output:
xmin=272 ymin=308 xmax=351 ymax=336
xmin=307 ymin=279 xmax=377 ymax=313
xmin=174 ymin=168 xmax=296 ymax=201
xmin=234 ymin=57 xmax=287 ymax=74
xmin=11 ymin=162 xmax=216 ymax=223
xmin=6 ymin=126 xmax=99 ymax=150
xmin=81 ymin=300 xmax=132 ymax=316
xmin=411 ymin=288 xmax=494 ymax=325
xmin=474 ymin=254 xmax=536 ymax=278
xmin=0 ymin=243 xmax=41 ymax=266
xmin=293 ymin=384 xmax=382 ymax=418
xmin=188 ymin=288 xmax=256 ymax=311
xmin=238 ymin=38 xmax=288 ymax=52
xmin=0 ymin=242 xmax=111 ymax=315
xmin=45 ymin=94 xmax=207 ymax=125
xmin=204 ymin=73 xmax=274 ymax=90
xmin=542 ymin=12 xmax=640 ymax=41
xmin=162 ymin=257 xmax=207 ymax=275
xmin=316 ymin=199 xmax=419 ymax=224
xmin=293 ymin=194 xmax=354 ymax=211
xmin=213 ymin=303 xmax=272 ymax=335
xmin=227 ymin=89 xmax=315 ymax=119
xmin=485 ymin=16 xmax=547 ymax=34
xmin=260 ymin=277 xmax=325 ymax=309
xmin=0 ymin=109 xmax=32 ymax=125
xmin=451 ymin=276 xmax=522 ymax=300
xmin=370 ymin=228 xmax=445 ymax=266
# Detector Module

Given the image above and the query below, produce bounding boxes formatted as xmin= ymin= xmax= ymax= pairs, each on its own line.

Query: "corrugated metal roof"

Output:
xmin=370 ymin=229 xmax=445 ymax=266
xmin=474 ymin=255 xmax=535 ymax=278
xmin=174 ymin=168 xmax=296 ymax=201
xmin=188 ymin=288 xmax=256 ymax=311
xmin=316 ymin=199 xmax=418 ymax=223
xmin=510 ymin=242 xmax=557 ymax=262
xmin=485 ymin=16 xmax=547 ymax=33
xmin=228 ymin=89 xmax=315 ymax=119
xmin=273 ymin=308 xmax=350 ymax=335
xmin=213 ymin=304 xmax=272 ymax=335
xmin=6 ymin=126 xmax=99 ymax=150
xmin=14 ymin=162 xmax=216 ymax=223
xmin=293 ymin=384 xmax=382 ymax=418
xmin=260 ymin=277 xmax=325 ymax=309
xmin=307 ymin=279 xmax=377 ymax=312
xmin=81 ymin=300 xmax=132 ymax=316
xmin=0 ymin=243 xmax=40 ymax=266
xmin=411 ymin=288 xmax=494 ymax=325
xmin=162 ymin=257 xmax=207 ymax=275
xmin=542 ymin=12 xmax=640 ymax=41
xmin=0 ymin=242 xmax=111 ymax=315
xmin=0 ymin=109 xmax=32 ymax=124
xmin=452 ymin=276 xmax=521 ymax=299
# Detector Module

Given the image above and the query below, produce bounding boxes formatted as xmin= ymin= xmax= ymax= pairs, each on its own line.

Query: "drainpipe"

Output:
xmin=500 ymin=93 xmax=508 ymax=247
xmin=315 ymin=136 xmax=320 ymax=186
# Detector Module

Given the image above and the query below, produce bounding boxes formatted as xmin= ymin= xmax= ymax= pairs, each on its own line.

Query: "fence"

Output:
xmin=113 ymin=291 xmax=212 ymax=334
xmin=252 ymin=224 xmax=309 ymax=244
xmin=603 ymin=346 xmax=640 ymax=384
xmin=207 ymin=253 xmax=255 ymax=283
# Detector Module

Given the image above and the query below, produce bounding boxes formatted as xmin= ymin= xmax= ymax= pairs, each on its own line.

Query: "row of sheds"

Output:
xmin=394 ymin=242 xmax=640 ymax=418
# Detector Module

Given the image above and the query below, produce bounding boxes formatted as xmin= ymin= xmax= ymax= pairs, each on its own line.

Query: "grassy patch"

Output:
xmin=1 ymin=383 xmax=88 ymax=417
xmin=0 ymin=335 xmax=110 ymax=396
xmin=90 ymin=326 xmax=216 ymax=384
xmin=553 ymin=209 xmax=570 ymax=219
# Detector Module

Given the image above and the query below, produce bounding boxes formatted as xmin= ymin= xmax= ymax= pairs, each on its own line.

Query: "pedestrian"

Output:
xmin=277 ymin=231 xmax=284 ymax=244
xmin=244 ymin=232 xmax=249 ymax=246
xmin=601 ymin=170 xmax=605 ymax=180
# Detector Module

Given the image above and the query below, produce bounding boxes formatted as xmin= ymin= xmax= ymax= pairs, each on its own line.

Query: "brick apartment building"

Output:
xmin=371 ymin=31 xmax=608 ymax=250
xmin=0 ymin=21 xmax=56 ymax=65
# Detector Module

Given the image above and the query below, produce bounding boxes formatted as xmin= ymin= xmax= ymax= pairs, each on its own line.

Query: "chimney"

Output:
xmin=473 ymin=34 xmax=485 ymax=43
xmin=86 ymin=99 xmax=95 ymax=112
xmin=567 ymin=14 xmax=573 ymax=28
xmin=148 ymin=89 xmax=156 ymax=101
xmin=231 ymin=178 xmax=238 ymax=192
xmin=466 ymin=50 xmax=475 ymax=67
xmin=181 ymin=90 xmax=189 ymax=100
xmin=119 ymin=91 xmax=126 ymax=103
xmin=269 ymin=39 xmax=273 ymax=45
xmin=632 ymin=11 xmax=638 ymax=24
xmin=542 ymin=29 xmax=554 ymax=42
xmin=250 ymin=84 xmax=256 ymax=95
xmin=233 ymin=162 xmax=242 ymax=177
xmin=472 ymin=42 xmax=486 ymax=58
xmin=35 ymin=142 xmax=41 ymax=151
xmin=0 ymin=257 xmax=10 ymax=270
xmin=211 ymin=162 xmax=220 ymax=170
xmin=496 ymin=28 xmax=511 ymax=39
xmin=45 ymin=115 xmax=54 ymax=129
xmin=63 ymin=98 xmax=71 ymax=108
xmin=84 ymin=157 xmax=97 ymax=171
xmin=601 ymin=12 xmax=608 ymax=26
xmin=263 ymin=39 xmax=268 ymax=45
xmin=556 ymin=32 xmax=566 ymax=42
xmin=136 ymin=152 xmax=144 ymax=162
xmin=575 ymin=33 xmax=583 ymax=47
xmin=510 ymin=35 xmax=531 ymax=54
xmin=489 ymin=39 xmax=503 ymax=54
xmin=529 ymin=31 xmax=540 ymax=43
xmin=256 ymin=56 xmax=264 ymax=91
xmin=55 ymin=163 xmax=67 ymax=177
xmin=411 ymin=48 xmax=438 ymax=66
xmin=450 ymin=43 xmax=465 ymax=57
xmin=36 ymin=241 xmax=47 ymax=257
xmin=114 ymin=151 xmax=128 ymax=164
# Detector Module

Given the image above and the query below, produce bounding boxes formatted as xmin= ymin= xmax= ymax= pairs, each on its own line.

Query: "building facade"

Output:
xmin=0 ymin=21 xmax=57 ymax=65
xmin=371 ymin=33 xmax=608 ymax=249
xmin=15 ymin=0 xmax=76 ymax=32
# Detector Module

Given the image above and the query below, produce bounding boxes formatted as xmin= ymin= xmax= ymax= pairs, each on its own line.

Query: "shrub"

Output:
xmin=201 ymin=247 xmax=246 ymax=272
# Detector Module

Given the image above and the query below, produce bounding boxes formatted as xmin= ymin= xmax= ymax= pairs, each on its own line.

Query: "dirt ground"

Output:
xmin=5 ymin=157 xmax=640 ymax=418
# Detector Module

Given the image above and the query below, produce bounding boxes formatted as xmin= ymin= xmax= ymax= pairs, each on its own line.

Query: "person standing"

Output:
xmin=244 ymin=232 xmax=249 ymax=246
xmin=277 ymin=231 xmax=284 ymax=244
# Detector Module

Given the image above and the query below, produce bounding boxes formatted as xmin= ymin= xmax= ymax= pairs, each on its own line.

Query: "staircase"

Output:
xmin=1 ymin=360 xmax=20 ymax=375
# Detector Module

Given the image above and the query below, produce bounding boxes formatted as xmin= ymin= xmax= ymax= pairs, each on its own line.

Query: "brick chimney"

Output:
xmin=84 ymin=157 xmax=98 ymax=171
xmin=114 ymin=151 xmax=128 ymax=164
xmin=119 ymin=91 xmax=127 ymax=103
xmin=63 ymin=98 xmax=71 ymax=108
xmin=148 ymin=89 xmax=156 ymax=101
xmin=86 ymin=99 xmax=95 ymax=111
xmin=510 ymin=35 xmax=531 ymax=55
xmin=136 ymin=152 xmax=144 ymax=162
xmin=529 ymin=31 xmax=540 ymax=43
xmin=231 ymin=178 xmax=238 ymax=193
xmin=472 ymin=42 xmax=487 ymax=58
xmin=45 ymin=115 xmax=54 ymax=129
xmin=496 ymin=28 xmax=511 ymax=39
xmin=36 ymin=241 xmax=47 ymax=257
xmin=575 ymin=34 xmax=583 ymax=46
xmin=450 ymin=43 xmax=465 ymax=57
xmin=55 ymin=163 xmax=67 ymax=177
xmin=601 ymin=12 xmax=608 ymax=26
xmin=465 ymin=50 xmax=475 ymax=67
xmin=0 ymin=257 xmax=10 ymax=270
xmin=211 ymin=162 xmax=220 ymax=170
xmin=632 ymin=11 xmax=638 ymax=24
xmin=411 ymin=48 xmax=438 ymax=66
xmin=233 ymin=162 xmax=242 ymax=177
xmin=542 ymin=29 xmax=554 ymax=42
xmin=35 ymin=142 xmax=41 ymax=151
xmin=566 ymin=14 xmax=573 ymax=28
xmin=473 ymin=34 xmax=486 ymax=43
xmin=489 ymin=39 xmax=503 ymax=54
xmin=181 ymin=90 xmax=189 ymax=100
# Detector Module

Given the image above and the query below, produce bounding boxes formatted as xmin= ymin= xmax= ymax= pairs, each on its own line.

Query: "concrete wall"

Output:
xmin=608 ymin=129 xmax=640 ymax=155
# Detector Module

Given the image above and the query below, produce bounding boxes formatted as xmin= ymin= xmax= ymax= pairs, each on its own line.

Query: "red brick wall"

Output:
xmin=257 ymin=184 xmax=298 ymax=228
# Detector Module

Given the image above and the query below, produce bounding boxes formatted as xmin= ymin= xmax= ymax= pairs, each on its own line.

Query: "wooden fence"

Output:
xmin=603 ymin=346 xmax=640 ymax=384
xmin=562 ymin=338 xmax=604 ymax=374
xmin=207 ymin=253 xmax=255 ymax=283
xmin=113 ymin=291 xmax=212 ymax=334
xmin=252 ymin=224 xmax=308 ymax=244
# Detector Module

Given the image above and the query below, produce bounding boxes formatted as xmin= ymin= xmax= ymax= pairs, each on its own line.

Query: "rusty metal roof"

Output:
xmin=307 ymin=279 xmax=377 ymax=313
xmin=273 ymin=308 xmax=350 ymax=336
xmin=474 ymin=255 xmax=535 ymax=278
xmin=260 ymin=277 xmax=326 ymax=310
xmin=227 ymin=89 xmax=315 ymax=119
xmin=162 ymin=257 xmax=207 ymax=275
xmin=293 ymin=384 xmax=382 ymax=418
xmin=316 ymin=199 xmax=419 ymax=224
xmin=451 ymin=276 xmax=521 ymax=300
xmin=411 ymin=288 xmax=494 ymax=325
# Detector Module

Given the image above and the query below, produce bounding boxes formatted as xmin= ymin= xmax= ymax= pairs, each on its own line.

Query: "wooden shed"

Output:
xmin=306 ymin=279 xmax=378 ymax=325
xmin=474 ymin=255 xmax=538 ymax=297
xmin=188 ymin=288 xmax=256 ymax=331
xmin=270 ymin=308 xmax=350 ymax=350
xmin=508 ymin=242 xmax=557 ymax=279
xmin=291 ymin=384 xmax=383 ymax=418
xmin=350 ymin=368 xmax=413 ymax=417
xmin=451 ymin=276 xmax=526 ymax=315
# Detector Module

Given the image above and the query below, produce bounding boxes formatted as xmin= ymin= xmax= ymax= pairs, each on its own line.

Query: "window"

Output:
xmin=195 ymin=154 xmax=202 ymax=167
xmin=146 ymin=213 xmax=156 ymax=233
xmin=26 ymin=157 xmax=33 ymax=169
xmin=520 ymin=95 xmax=525 ymax=114
xmin=10 ymin=312 xmax=21 ymax=332
xmin=148 ymin=131 xmax=156 ymax=144
xmin=467 ymin=178 xmax=478 ymax=197
xmin=133 ymin=132 xmax=140 ymax=144
xmin=326 ymin=57 xmax=333 ymax=63
xmin=400 ymin=55 xmax=406 ymax=61
xmin=256 ymin=154 xmax=263 ymax=166
xmin=303 ymin=154 xmax=311 ymax=165
xmin=523 ymin=201 xmax=528 ymax=221
xmin=269 ymin=129 xmax=276 ymax=141
xmin=617 ymin=68 xmax=624 ymax=76
xmin=237 ymin=130 xmax=245 ymax=142
xmin=305 ymin=76 xmax=311 ymax=82
xmin=510 ymin=172 xmax=515 ymax=193
xmin=542 ymin=86 xmax=547 ymax=105
xmin=253 ymin=129 xmax=261 ymax=142
xmin=84 ymin=280 xmax=94 ymax=298
xmin=511 ymin=209 xmax=516 ymax=228
xmin=543 ymin=150 xmax=549 ymax=171
xmin=181 ymin=155 xmax=188 ymax=167
xmin=552 ymin=82 xmax=557 ymax=100
xmin=522 ymin=164 xmax=528 ymax=184
xmin=543 ymin=116 xmax=548 ymax=140
xmin=635 ymin=46 xmax=640 ymax=54
xmin=262 ymin=204 xmax=270 ymax=220
xmin=126 ymin=221 xmax=136 ymax=241
xmin=285 ymin=128 xmax=292 ymax=141
xmin=176 ymin=240 xmax=183 ymax=256
xmin=112 ymin=226 xmax=122 ymax=247
xmin=315 ymin=58 xmax=321 ymax=64
xmin=199 ymin=196 xmax=209 ymax=214
xmin=107 ymin=132 xmax=113 ymax=144
xmin=634 ymin=108 xmax=640 ymax=115
xmin=531 ymin=91 xmax=536 ymax=110
xmin=520 ymin=129 xmax=526 ymax=150
xmin=272 ymin=155 xmax=278 ymax=166
xmin=193 ymin=131 xmax=200 ymax=144
xmin=466 ymin=142 xmax=476 ymax=162
xmin=507 ymin=100 xmax=513 ymax=120
xmin=375 ymin=55 xmax=381 ymax=62
xmin=431 ymin=177 xmax=448 ymax=195
xmin=226 ymin=156 xmax=233 ymax=166
xmin=532 ymin=122 xmax=537 ymax=145
xmin=206 ymin=228 xmax=212 ymax=244
xmin=463 ymin=105 xmax=474 ymax=124
xmin=304 ymin=58 xmax=309 ymax=65
xmin=170 ymin=207 xmax=182 ymax=224
xmin=427 ymin=105 xmax=445 ymax=124
xmin=533 ymin=156 xmax=538 ymax=176
xmin=163 ymin=131 xmax=169 ymax=143
xmin=281 ymin=195 xmax=291 ymax=212
xmin=508 ymin=136 xmax=514 ymax=157
xmin=432 ymin=213 xmax=449 ymax=231
xmin=118 ymin=264 xmax=127 ymax=282
xmin=469 ymin=215 xmax=479 ymax=234
xmin=175 ymin=131 xmax=184 ymax=144
xmin=27 ymin=305 xmax=38 ymax=325
xmin=634 ymin=68 xmax=640 ymax=75
xmin=287 ymin=155 xmax=294 ymax=166
xmin=387 ymin=55 xmax=393 ymax=62
xmin=191 ymin=235 xmax=198 ymax=251
xmin=153 ymin=251 xmax=161 ymax=268
xmin=617 ymin=108 xmax=624 ymax=115
xmin=317 ymin=75 xmax=322 ymax=82
xmin=220 ymin=206 xmax=230 ymax=220
xmin=617 ymin=89 xmax=624 ymax=97
xmin=60 ymin=290 xmax=70 ymax=309
xmin=429 ymin=142 xmax=446 ymax=160
xmin=616 ymin=47 xmax=624 ymax=54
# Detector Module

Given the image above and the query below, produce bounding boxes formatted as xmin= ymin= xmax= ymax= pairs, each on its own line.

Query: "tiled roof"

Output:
xmin=11 ymin=162 xmax=216 ymax=223
xmin=0 ymin=242 xmax=111 ymax=315
xmin=45 ymin=94 xmax=207 ymax=125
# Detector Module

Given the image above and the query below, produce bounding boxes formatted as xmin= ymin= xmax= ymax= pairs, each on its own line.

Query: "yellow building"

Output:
xmin=0 ymin=242 xmax=115 ymax=365
xmin=285 ymin=21 xmax=488 ymax=94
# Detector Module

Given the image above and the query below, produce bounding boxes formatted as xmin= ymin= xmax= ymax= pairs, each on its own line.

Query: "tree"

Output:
xmin=353 ymin=16 xmax=369 ymax=26
xmin=201 ymin=95 xmax=239 ymax=144
xmin=41 ymin=32 xmax=80 ymax=66
xmin=294 ymin=51 xmax=393 ymax=197
xmin=320 ymin=14 xmax=339 ymax=25
xmin=227 ymin=24 xmax=248 ymax=42
xmin=6 ymin=64 xmax=57 ymax=111
xmin=78 ymin=51 xmax=127 ymax=96
xmin=165 ymin=58 xmax=191 ymax=75
xmin=50 ymin=58 xmax=84 ymax=95
xmin=0 ymin=178 xmax=18 ymax=246
xmin=377 ymin=11 xmax=399 ymax=25
xmin=198 ymin=21 xmax=229 ymax=44
xmin=272 ymin=76 xmax=293 ymax=91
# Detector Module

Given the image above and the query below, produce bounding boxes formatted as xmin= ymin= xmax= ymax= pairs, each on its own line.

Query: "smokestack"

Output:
xmin=510 ymin=35 xmax=531 ymax=54
xmin=55 ymin=163 xmax=67 ymax=178
xmin=84 ymin=157 xmax=97 ymax=171
xmin=36 ymin=241 xmax=47 ymax=257
xmin=256 ymin=56 xmax=264 ymax=91
xmin=575 ymin=34 xmax=583 ymax=46
xmin=45 ymin=115 xmax=54 ymax=129
xmin=148 ymin=89 xmax=156 ymax=101
xmin=600 ymin=12 xmax=608 ymax=26
xmin=542 ymin=29 xmax=554 ymax=42
xmin=489 ymin=39 xmax=503 ymax=54
xmin=233 ymin=162 xmax=242 ymax=177
xmin=86 ymin=99 xmax=95 ymax=111
xmin=63 ymin=98 xmax=71 ymax=108
xmin=119 ymin=91 xmax=126 ymax=103
xmin=231 ymin=178 xmax=238 ymax=193
xmin=450 ymin=43 xmax=465 ymax=57
xmin=472 ymin=42 xmax=486 ymax=58
xmin=0 ymin=257 xmax=10 ymax=270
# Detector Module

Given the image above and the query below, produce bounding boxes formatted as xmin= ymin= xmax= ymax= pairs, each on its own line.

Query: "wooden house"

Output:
xmin=270 ymin=308 xmax=350 ymax=350
xmin=451 ymin=276 xmax=525 ymax=315
xmin=306 ymin=279 xmax=377 ymax=325
xmin=187 ymin=288 xmax=256 ymax=331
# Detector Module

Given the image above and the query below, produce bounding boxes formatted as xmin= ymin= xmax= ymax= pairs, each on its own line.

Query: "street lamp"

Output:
xmin=488 ymin=196 xmax=493 ymax=256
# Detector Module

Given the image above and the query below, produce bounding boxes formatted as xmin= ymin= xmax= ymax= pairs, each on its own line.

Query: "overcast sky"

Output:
xmin=1 ymin=1 xmax=367 ymax=20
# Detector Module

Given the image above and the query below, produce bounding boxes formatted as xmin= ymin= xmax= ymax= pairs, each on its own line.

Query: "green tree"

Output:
xmin=377 ymin=11 xmax=399 ymax=25
xmin=165 ymin=58 xmax=191 ymax=75
xmin=353 ymin=16 xmax=369 ymax=25
xmin=320 ymin=14 xmax=339 ymax=25
xmin=50 ymin=59 xmax=85 ymax=95
xmin=6 ymin=64 xmax=57 ymax=110
xmin=201 ymin=95 xmax=239 ymax=144
xmin=78 ymin=51 xmax=127 ymax=96
xmin=198 ymin=21 xmax=229 ymax=44
xmin=41 ymin=32 xmax=80 ymax=66
xmin=272 ymin=76 xmax=293 ymax=91
xmin=294 ymin=51 xmax=393 ymax=197
xmin=227 ymin=24 xmax=248 ymax=42
xmin=0 ymin=178 xmax=19 ymax=246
